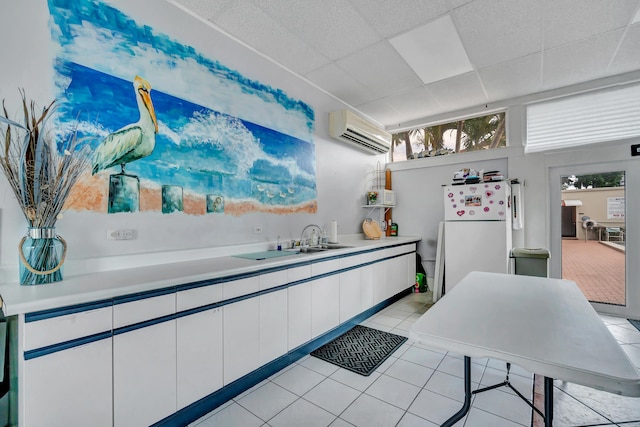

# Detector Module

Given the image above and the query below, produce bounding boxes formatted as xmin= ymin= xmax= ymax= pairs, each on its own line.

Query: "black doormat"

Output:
xmin=629 ymin=319 xmax=640 ymax=332
xmin=311 ymin=325 xmax=407 ymax=376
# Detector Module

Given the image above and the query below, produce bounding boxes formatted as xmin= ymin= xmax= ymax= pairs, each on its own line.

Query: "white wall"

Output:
xmin=388 ymin=102 xmax=640 ymax=317
xmin=0 ymin=0 xmax=385 ymax=278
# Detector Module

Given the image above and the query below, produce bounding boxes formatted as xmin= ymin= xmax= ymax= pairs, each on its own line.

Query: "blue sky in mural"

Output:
xmin=47 ymin=0 xmax=316 ymax=209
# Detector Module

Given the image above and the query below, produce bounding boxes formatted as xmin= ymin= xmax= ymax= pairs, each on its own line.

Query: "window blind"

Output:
xmin=526 ymin=84 xmax=640 ymax=153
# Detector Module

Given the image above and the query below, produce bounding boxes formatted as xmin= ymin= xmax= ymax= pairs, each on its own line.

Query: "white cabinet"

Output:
xmin=22 ymin=305 xmax=113 ymax=427
xmin=407 ymin=253 xmax=417 ymax=288
xmin=223 ymin=297 xmax=260 ymax=385
xmin=359 ymin=264 xmax=374 ymax=312
xmin=23 ymin=338 xmax=112 ymax=427
xmin=287 ymin=264 xmax=312 ymax=350
xmin=372 ymin=260 xmax=387 ymax=305
xmin=288 ymin=281 xmax=312 ymax=350
xmin=260 ymin=289 xmax=288 ymax=364
xmin=311 ymin=275 xmax=340 ymax=338
xmin=177 ymin=307 xmax=223 ymax=409
xmin=16 ymin=242 xmax=417 ymax=426
xmin=113 ymin=294 xmax=176 ymax=427
xmin=339 ymin=268 xmax=361 ymax=323
xmin=176 ymin=282 xmax=225 ymax=409
xmin=387 ymin=254 xmax=409 ymax=296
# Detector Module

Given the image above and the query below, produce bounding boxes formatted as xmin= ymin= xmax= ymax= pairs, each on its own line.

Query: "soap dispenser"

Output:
xmin=310 ymin=229 xmax=318 ymax=246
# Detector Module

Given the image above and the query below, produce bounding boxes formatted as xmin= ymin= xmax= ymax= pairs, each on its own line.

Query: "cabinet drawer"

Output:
xmin=259 ymin=269 xmax=288 ymax=291
xmin=222 ymin=276 xmax=259 ymax=300
xmin=24 ymin=306 xmax=112 ymax=351
xmin=339 ymin=253 xmax=366 ymax=270
xmin=113 ymin=293 xmax=175 ymax=329
xmin=177 ymin=284 xmax=223 ymax=312
xmin=311 ymin=259 xmax=340 ymax=276
xmin=288 ymin=264 xmax=311 ymax=283
xmin=386 ymin=244 xmax=415 ymax=258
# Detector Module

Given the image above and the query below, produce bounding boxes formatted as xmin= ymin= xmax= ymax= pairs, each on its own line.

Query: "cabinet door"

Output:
xmin=223 ymin=297 xmax=260 ymax=385
xmin=407 ymin=252 xmax=417 ymax=288
xmin=177 ymin=307 xmax=223 ymax=410
xmin=372 ymin=260 xmax=387 ymax=305
xmin=260 ymin=289 xmax=288 ymax=364
xmin=339 ymin=268 xmax=361 ymax=323
xmin=288 ymin=282 xmax=312 ymax=350
xmin=24 ymin=338 xmax=112 ymax=427
xmin=311 ymin=275 xmax=340 ymax=338
xmin=360 ymin=264 xmax=374 ymax=312
xmin=386 ymin=255 xmax=408 ymax=296
xmin=113 ymin=320 xmax=177 ymax=427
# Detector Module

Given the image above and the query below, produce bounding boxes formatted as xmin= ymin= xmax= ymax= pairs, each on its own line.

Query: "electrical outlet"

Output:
xmin=107 ymin=229 xmax=136 ymax=240
xmin=253 ymin=226 xmax=263 ymax=234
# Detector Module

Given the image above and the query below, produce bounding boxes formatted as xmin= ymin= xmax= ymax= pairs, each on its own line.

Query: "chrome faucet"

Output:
xmin=299 ymin=224 xmax=322 ymax=247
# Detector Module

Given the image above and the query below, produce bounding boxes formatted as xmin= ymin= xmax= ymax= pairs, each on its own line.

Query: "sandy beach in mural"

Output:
xmin=65 ymin=173 xmax=317 ymax=216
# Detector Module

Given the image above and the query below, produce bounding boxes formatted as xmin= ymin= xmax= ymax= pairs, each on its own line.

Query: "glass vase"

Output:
xmin=19 ymin=227 xmax=66 ymax=285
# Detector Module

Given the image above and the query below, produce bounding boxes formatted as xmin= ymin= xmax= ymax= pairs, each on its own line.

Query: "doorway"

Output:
xmin=561 ymin=206 xmax=577 ymax=238
xmin=560 ymin=172 xmax=625 ymax=305
xmin=550 ymin=162 xmax=637 ymax=318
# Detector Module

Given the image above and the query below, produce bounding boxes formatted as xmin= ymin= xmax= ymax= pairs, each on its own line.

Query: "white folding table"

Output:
xmin=410 ymin=271 xmax=640 ymax=427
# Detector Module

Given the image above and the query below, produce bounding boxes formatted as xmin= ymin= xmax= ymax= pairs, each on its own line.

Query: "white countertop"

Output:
xmin=0 ymin=235 xmax=420 ymax=316
xmin=410 ymin=271 xmax=640 ymax=397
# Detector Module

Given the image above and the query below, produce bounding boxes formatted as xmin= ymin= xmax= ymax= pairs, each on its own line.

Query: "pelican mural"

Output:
xmin=92 ymin=75 xmax=158 ymax=175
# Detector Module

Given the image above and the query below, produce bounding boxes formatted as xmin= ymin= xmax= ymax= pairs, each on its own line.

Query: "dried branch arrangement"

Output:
xmin=0 ymin=90 xmax=91 ymax=228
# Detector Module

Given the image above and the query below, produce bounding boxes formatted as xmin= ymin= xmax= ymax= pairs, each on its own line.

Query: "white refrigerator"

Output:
xmin=442 ymin=182 xmax=512 ymax=293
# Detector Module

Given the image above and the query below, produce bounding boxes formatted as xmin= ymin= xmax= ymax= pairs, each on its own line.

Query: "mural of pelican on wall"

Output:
xmin=92 ymin=75 xmax=158 ymax=175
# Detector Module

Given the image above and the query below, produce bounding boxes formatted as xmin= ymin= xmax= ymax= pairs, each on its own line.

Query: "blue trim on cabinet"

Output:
xmin=25 ymin=299 xmax=112 ymax=323
xmin=23 ymin=330 xmax=112 ymax=360
xmin=153 ymin=287 xmax=412 ymax=427
xmin=112 ymin=286 xmax=176 ymax=305
xmin=23 ymin=242 xmax=417 ymax=361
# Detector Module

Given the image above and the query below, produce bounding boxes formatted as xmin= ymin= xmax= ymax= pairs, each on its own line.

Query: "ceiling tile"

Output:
xmin=172 ymin=0 xmax=640 ymax=127
xmin=389 ymin=15 xmax=473 ymax=85
xmin=354 ymin=99 xmax=405 ymax=127
xmin=305 ymin=63 xmax=377 ymax=106
xmin=454 ymin=0 xmax=542 ymax=69
xmin=425 ymin=71 xmax=488 ymax=111
xmin=349 ymin=0 xmax=449 ymax=38
xmin=478 ymin=53 xmax=542 ymax=102
xmin=608 ymin=23 xmax=640 ymax=75
xmin=542 ymin=0 xmax=639 ymax=49
xmin=542 ymin=29 xmax=625 ymax=90
xmin=213 ymin=2 xmax=329 ymax=75
xmin=381 ymin=86 xmax=444 ymax=128
xmin=336 ymin=41 xmax=423 ymax=98
xmin=253 ymin=0 xmax=380 ymax=60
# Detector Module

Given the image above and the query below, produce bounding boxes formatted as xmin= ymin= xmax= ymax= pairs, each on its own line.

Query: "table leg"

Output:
xmin=544 ymin=377 xmax=554 ymax=427
xmin=442 ymin=356 xmax=472 ymax=427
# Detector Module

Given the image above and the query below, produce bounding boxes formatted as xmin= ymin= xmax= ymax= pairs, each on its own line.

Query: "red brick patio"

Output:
xmin=561 ymin=239 xmax=625 ymax=305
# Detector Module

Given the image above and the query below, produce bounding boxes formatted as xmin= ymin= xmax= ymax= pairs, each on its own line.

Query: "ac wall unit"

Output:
xmin=329 ymin=110 xmax=391 ymax=154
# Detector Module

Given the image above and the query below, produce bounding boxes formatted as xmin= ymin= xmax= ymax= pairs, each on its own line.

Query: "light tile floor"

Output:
xmin=190 ymin=293 xmax=640 ymax=427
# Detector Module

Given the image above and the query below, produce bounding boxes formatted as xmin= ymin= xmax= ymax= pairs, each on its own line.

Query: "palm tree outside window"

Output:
xmin=391 ymin=112 xmax=506 ymax=162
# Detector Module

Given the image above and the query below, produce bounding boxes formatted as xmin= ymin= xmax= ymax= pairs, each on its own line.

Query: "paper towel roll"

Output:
xmin=329 ymin=220 xmax=338 ymax=243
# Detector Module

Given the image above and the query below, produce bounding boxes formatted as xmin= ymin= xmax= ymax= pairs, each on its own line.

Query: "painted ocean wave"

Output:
xmin=47 ymin=0 xmax=314 ymax=142
xmin=54 ymin=63 xmax=316 ymax=206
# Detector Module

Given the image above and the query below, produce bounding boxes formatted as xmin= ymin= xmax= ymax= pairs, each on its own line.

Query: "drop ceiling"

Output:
xmin=172 ymin=0 xmax=640 ymax=130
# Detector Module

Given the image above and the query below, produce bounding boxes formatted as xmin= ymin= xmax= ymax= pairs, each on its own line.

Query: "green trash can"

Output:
xmin=510 ymin=248 xmax=549 ymax=277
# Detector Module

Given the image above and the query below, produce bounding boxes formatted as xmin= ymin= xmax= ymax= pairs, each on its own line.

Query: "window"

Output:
xmin=391 ymin=112 xmax=506 ymax=162
xmin=526 ymin=84 xmax=640 ymax=153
